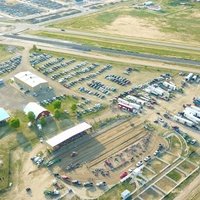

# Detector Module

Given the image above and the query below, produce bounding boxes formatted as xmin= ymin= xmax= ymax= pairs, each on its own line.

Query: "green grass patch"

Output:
xmin=0 ymin=44 xmax=22 ymax=62
xmin=0 ymin=148 xmax=10 ymax=191
xmin=98 ymin=180 xmax=135 ymax=200
xmin=167 ymin=169 xmax=182 ymax=182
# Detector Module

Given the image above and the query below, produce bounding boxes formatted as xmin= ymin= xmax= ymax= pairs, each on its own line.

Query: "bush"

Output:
xmin=39 ymin=117 xmax=46 ymax=126
xmin=53 ymin=100 xmax=61 ymax=109
xmin=54 ymin=109 xmax=61 ymax=119
xmin=9 ymin=118 xmax=20 ymax=128
xmin=27 ymin=111 xmax=35 ymax=122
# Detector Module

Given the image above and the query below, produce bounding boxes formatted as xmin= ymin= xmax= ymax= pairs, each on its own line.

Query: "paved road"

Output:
xmin=4 ymin=34 xmax=200 ymax=67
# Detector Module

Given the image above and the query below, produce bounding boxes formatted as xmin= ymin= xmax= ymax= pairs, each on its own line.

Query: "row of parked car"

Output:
xmin=79 ymin=87 xmax=106 ymax=99
xmin=105 ymin=74 xmax=131 ymax=86
xmin=50 ymin=61 xmax=87 ymax=80
xmin=30 ymin=53 xmax=52 ymax=67
xmin=0 ymin=55 xmax=22 ymax=75
xmin=77 ymin=103 xmax=104 ymax=117
xmin=39 ymin=94 xmax=67 ymax=106
xmin=63 ymin=64 xmax=112 ymax=89
xmin=0 ymin=0 xmax=43 ymax=17
xmin=87 ymin=80 xmax=117 ymax=95
xmin=26 ymin=0 xmax=64 ymax=10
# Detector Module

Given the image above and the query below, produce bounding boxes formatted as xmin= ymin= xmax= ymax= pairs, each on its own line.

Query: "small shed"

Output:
xmin=121 ymin=189 xmax=131 ymax=200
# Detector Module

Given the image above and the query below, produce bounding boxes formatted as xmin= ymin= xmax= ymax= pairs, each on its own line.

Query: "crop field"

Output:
xmin=49 ymin=0 xmax=200 ymax=44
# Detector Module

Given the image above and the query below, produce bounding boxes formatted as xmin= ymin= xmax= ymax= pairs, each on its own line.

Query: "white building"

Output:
xmin=14 ymin=71 xmax=48 ymax=93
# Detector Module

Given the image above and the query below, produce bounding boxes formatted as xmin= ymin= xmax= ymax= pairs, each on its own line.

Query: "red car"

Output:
xmin=120 ymin=172 xmax=128 ymax=179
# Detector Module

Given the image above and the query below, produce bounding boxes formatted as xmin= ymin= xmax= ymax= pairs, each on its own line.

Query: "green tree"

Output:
xmin=32 ymin=44 xmax=37 ymax=51
xmin=54 ymin=109 xmax=61 ymax=119
xmin=39 ymin=117 xmax=46 ymax=126
xmin=71 ymin=104 xmax=77 ymax=113
xmin=53 ymin=100 xmax=61 ymax=109
xmin=9 ymin=118 xmax=20 ymax=128
xmin=27 ymin=111 xmax=35 ymax=122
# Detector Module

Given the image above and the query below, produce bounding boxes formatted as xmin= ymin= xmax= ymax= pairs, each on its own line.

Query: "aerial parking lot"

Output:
xmin=0 ymin=46 xmax=200 ymax=200
xmin=0 ymin=0 xmax=200 ymax=199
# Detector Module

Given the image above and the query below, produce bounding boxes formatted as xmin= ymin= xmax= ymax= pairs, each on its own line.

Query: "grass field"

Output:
xmin=48 ymin=1 xmax=200 ymax=44
xmin=28 ymin=31 xmax=200 ymax=61
xmin=167 ymin=169 xmax=184 ymax=182
xmin=0 ymin=148 xmax=9 ymax=191
xmin=0 ymin=44 xmax=19 ymax=62
xmin=99 ymin=180 xmax=136 ymax=200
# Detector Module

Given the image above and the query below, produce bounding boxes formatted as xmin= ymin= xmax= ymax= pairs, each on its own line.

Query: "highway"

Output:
xmin=4 ymin=34 xmax=200 ymax=67
xmin=40 ymin=27 xmax=200 ymax=52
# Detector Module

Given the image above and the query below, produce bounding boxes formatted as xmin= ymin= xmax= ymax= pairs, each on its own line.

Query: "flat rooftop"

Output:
xmin=0 ymin=108 xmax=10 ymax=122
xmin=14 ymin=71 xmax=47 ymax=88
xmin=46 ymin=122 xmax=92 ymax=148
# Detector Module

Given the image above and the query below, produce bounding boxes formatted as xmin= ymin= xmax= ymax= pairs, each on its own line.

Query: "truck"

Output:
xmin=185 ymin=73 xmax=193 ymax=82
xmin=118 ymin=98 xmax=141 ymax=110
xmin=118 ymin=102 xmax=137 ymax=114
xmin=173 ymin=115 xmax=194 ymax=127
xmin=163 ymin=81 xmax=176 ymax=91
xmin=0 ymin=79 xmax=4 ymax=85
xmin=126 ymin=95 xmax=146 ymax=106
xmin=183 ymin=111 xmax=200 ymax=124
xmin=184 ymin=107 xmax=200 ymax=118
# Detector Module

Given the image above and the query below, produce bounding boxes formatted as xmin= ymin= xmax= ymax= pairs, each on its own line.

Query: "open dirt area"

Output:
xmin=155 ymin=176 xmax=176 ymax=193
xmin=98 ymin=16 xmax=175 ymax=41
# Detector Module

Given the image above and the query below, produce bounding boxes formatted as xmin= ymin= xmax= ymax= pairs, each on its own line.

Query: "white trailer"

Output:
xmin=163 ymin=81 xmax=176 ymax=90
xmin=183 ymin=111 xmax=200 ymax=124
xmin=118 ymin=98 xmax=141 ymax=110
xmin=126 ymin=95 xmax=146 ymax=106
xmin=191 ymin=106 xmax=200 ymax=113
xmin=185 ymin=73 xmax=193 ymax=82
xmin=185 ymin=107 xmax=200 ymax=118
xmin=173 ymin=115 xmax=194 ymax=127
xmin=145 ymin=85 xmax=169 ymax=97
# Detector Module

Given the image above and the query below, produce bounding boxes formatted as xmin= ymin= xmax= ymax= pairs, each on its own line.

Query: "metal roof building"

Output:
xmin=0 ymin=108 xmax=10 ymax=122
xmin=14 ymin=71 xmax=48 ymax=92
xmin=46 ymin=122 xmax=92 ymax=149
xmin=24 ymin=102 xmax=50 ymax=120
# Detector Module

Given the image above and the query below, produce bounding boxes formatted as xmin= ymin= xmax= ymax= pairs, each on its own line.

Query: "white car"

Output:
xmin=96 ymin=181 xmax=106 ymax=187
xmin=144 ymin=156 xmax=151 ymax=162
xmin=128 ymin=168 xmax=134 ymax=173
xmin=136 ymin=161 xmax=143 ymax=167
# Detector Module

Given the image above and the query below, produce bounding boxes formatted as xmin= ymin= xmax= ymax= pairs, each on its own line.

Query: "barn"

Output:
xmin=24 ymin=102 xmax=50 ymax=120
xmin=46 ymin=122 xmax=92 ymax=150
xmin=14 ymin=71 xmax=48 ymax=93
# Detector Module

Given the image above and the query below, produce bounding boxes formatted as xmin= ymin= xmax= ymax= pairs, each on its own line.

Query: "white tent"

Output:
xmin=24 ymin=102 xmax=49 ymax=119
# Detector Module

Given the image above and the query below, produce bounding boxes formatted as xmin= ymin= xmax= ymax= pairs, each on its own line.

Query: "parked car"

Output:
xmin=120 ymin=172 xmax=128 ymax=179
